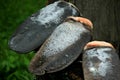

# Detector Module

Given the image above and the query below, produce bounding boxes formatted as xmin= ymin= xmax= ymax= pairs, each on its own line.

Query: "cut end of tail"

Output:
xmin=84 ymin=41 xmax=114 ymax=50
xmin=67 ymin=16 xmax=93 ymax=29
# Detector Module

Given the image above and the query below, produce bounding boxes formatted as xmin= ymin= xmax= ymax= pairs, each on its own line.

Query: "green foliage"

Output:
xmin=0 ymin=0 xmax=47 ymax=80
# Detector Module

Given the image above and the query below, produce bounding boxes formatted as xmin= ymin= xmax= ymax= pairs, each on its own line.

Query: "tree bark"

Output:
xmin=36 ymin=0 xmax=120 ymax=80
xmin=75 ymin=0 xmax=120 ymax=51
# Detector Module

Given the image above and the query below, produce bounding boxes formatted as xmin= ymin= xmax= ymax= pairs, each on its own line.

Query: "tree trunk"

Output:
xmin=75 ymin=0 xmax=120 ymax=53
xmin=36 ymin=0 xmax=120 ymax=80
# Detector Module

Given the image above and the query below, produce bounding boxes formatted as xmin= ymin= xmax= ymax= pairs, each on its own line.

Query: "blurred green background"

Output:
xmin=0 ymin=0 xmax=47 ymax=80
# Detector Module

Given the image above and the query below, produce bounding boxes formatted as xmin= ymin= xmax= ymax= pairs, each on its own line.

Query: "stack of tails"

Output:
xmin=8 ymin=1 xmax=80 ymax=53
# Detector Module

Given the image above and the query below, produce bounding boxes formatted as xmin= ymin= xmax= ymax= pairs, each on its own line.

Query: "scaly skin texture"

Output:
xmin=29 ymin=17 xmax=93 ymax=75
xmin=83 ymin=41 xmax=120 ymax=80
xmin=9 ymin=1 xmax=80 ymax=53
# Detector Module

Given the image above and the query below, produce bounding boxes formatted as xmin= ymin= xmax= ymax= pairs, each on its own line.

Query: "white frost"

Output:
xmin=87 ymin=48 xmax=113 ymax=77
xmin=42 ymin=22 xmax=87 ymax=57
xmin=30 ymin=1 xmax=64 ymax=27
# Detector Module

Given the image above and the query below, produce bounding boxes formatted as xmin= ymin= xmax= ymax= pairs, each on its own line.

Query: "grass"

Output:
xmin=0 ymin=0 xmax=47 ymax=80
